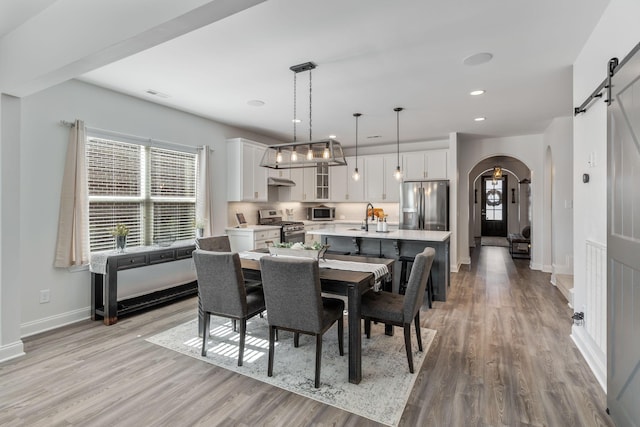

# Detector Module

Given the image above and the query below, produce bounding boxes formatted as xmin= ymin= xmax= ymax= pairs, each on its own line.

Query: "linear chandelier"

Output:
xmin=260 ymin=61 xmax=347 ymax=169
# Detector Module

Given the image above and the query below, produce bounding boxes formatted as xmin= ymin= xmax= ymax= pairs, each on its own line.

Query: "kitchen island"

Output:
xmin=307 ymin=225 xmax=451 ymax=302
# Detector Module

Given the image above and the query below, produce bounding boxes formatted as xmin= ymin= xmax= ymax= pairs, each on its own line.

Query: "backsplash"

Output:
xmin=227 ymin=202 xmax=400 ymax=226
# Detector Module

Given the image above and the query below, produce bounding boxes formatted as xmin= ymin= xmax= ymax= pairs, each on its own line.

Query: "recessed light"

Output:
xmin=292 ymin=119 xmax=302 ymax=123
xmin=470 ymin=90 xmax=485 ymax=96
xmin=474 ymin=117 xmax=486 ymax=122
xmin=247 ymin=99 xmax=265 ymax=107
xmin=145 ymin=89 xmax=169 ymax=98
xmin=329 ymin=134 xmax=337 ymax=139
xmin=463 ymin=52 xmax=493 ymax=66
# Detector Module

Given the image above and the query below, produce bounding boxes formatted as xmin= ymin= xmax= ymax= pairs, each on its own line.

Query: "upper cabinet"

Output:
xmin=402 ymin=149 xmax=448 ymax=180
xmin=331 ymin=156 xmax=365 ymax=202
xmin=288 ymin=164 xmax=330 ymax=202
xmin=227 ymin=138 xmax=268 ymax=202
xmin=364 ymin=154 xmax=401 ymax=202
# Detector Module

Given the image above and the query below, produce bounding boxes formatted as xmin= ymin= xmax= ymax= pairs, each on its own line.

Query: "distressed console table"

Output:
xmin=90 ymin=241 xmax=196 ymax=325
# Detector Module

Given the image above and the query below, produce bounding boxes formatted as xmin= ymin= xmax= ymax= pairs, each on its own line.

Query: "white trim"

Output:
xmin=0 ymin=341 xmax=25 ymax=363
xmin=86 ymin=127 xmax=198 ymax=154
xmin=571 ymin=325 xmax=607 ymax=393
xmin=529 ymin=261 xmax=543 ymax=270
xmin=20 ymin=307 xmax=91 ymax=338
xmin=460 ymin=256 xmax=471 ymax=265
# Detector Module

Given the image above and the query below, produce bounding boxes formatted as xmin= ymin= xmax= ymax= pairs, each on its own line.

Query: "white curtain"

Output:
xmin=54 ymin=120 xmax=89 ymax=267
xmin=196 ymin=146 xmax=213 ymax=236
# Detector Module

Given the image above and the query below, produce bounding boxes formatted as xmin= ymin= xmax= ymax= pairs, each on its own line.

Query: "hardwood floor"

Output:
xmin=0 ymin=245 xmax=612 ymax=426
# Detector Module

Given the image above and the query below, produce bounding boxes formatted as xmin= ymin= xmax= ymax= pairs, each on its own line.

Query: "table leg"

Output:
xmin=104 ymin=265 xmax=118 ymax=325
xmin=91 ymin=273 xmax=103 ymax=321
xmin=347 ymin=285 xmax=362 ymax=384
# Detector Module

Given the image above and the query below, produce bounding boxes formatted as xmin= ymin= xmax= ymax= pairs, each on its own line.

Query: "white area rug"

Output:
xmin=147 ymin=316 xmax=436 ymax=426
xmin=481 ymin=236 xmax=509 ymax=247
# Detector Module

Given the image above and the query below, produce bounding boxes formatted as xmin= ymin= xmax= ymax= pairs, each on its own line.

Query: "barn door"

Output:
xmin=607 ymin=49 xmax=640 ymax=426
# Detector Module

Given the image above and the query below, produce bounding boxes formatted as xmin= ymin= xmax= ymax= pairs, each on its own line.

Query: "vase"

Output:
xmin=196 ymin=228 xmax=204 ymax=238
xmin=115 ymin=235 xmax=127 ymax=253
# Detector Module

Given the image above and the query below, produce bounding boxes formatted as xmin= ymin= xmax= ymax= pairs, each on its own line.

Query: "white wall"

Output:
xmin=16 ymin=79 xmax=280 ymax=337
xmin=571 ymin=0 xmax=640 ymax=391
xmin=458 ymin=134 xmax=545 ymax=268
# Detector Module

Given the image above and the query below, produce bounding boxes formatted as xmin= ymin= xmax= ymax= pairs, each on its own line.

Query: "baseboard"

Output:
xmin=0 ymin=340 xmax=25 ymax=363
xmin=571 ymin=326 xmax=607 ymax=393
xmin=460 ymin=256 xmax=471 ymax=265
xmin=530 ymin=261 xmax=542 ymax=271
xmin=552 ymin=263 xmax=573 ymax=276
xmin=20 ymin=307 xmax=91 ymax=338
xmin=550 ymin=273 xmax=557 ymax=287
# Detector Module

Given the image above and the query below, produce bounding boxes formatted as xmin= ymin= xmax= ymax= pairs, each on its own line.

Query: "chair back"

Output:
xmin=196 ymin=235 xmax=231 ymax=252
xmin=259 ymin=256 xmax=324 ymax=333
xmin=403 ymin=247 xmax=436 ymax=321
xmin=193 ymin=249 xmax=247 ymax=317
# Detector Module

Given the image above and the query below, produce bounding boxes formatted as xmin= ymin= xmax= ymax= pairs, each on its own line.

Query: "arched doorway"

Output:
xmin=468 ymin=156 xmax=531 ymax=248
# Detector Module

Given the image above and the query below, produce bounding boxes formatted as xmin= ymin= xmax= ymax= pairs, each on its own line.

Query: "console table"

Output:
xmin=90 ymin=241 xmax=197 ymax=325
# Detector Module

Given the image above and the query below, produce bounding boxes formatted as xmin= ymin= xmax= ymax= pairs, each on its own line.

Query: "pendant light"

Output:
xmin=352 ymin=113 xmax=362 ymax=181
xmin=393 ymin=107 xmax=403 ymax=181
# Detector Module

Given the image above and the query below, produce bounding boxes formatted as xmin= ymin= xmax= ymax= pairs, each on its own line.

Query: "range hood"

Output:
xmin=267 ymin=176 xmax=296 ymax=187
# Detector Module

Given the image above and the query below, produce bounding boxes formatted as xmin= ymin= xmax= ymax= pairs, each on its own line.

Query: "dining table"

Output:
xmin=239 ymin=252 xmax=394 ymax=385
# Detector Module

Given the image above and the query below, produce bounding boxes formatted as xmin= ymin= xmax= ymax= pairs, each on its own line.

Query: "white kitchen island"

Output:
xmin=307 ymin=225 xmax=451 ymax=302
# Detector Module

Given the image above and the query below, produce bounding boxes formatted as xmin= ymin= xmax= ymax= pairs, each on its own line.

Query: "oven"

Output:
xmin=282 ymin=223 xmax=306 ymax=244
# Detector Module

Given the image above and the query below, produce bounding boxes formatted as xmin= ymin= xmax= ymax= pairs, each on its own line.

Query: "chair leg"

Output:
xmin=238 ymin=318 xmax=246 ymax=366
xmin=294 ymin=332 xmax=300 ymax=348
xmin=364 ymin=318 xmax=371 ymax=338
xmin=268 ymin=326 xmax=276 ymax=377
xmin=338 ymin=316 xmax=344 ymax=356
xmin=232 ymin=319 xmax=237 ymax=332
xmin=427 ymin=272 xmax=433 ymax=309
xmin=201 ymin=313 xmax=210 ymax=357
xmin=315 ymin=334 xmax=323 ymax=388
xmin=404 ymin=324 xmax=414 ymax=373
xmin=414 ymin=311 xmax=423 ymax=352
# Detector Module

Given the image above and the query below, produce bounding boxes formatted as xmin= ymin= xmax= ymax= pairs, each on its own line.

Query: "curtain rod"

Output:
xmin=59 ymin=120 xmax=204 ymax=153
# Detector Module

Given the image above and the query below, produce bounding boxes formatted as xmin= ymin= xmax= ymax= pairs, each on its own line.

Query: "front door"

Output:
xmin=481 ymin=175 xmax=507 ymax=237
xmin=607 ymin=48 xmax=640 ymax=426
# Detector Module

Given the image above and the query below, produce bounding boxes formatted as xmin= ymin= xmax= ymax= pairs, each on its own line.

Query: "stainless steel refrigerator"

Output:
xmin=400 ymin=180 xmax=449 ymax=231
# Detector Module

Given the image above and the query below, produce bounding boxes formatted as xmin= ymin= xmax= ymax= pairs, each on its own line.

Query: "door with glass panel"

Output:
xmin=481 ymin=175 xmax=507 ymax=237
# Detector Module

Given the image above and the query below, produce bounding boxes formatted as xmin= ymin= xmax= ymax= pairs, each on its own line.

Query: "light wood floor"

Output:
xmin=0 ymin=245 xmax=612 ymax=426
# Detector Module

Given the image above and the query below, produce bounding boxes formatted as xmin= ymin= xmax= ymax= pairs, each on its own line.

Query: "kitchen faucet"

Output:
xmin=364 ymin=202 xmax=375 ymax=231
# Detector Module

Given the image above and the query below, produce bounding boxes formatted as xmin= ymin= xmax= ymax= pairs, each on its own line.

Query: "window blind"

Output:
xmin=86 ymin=137 xmax=197 ymax=252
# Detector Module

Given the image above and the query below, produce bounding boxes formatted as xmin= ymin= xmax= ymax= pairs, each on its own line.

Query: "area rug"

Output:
xmin=481 ymin=236 xmax=509 ymax=247
xmin=147 ymin=315 xmax=436 ymax=426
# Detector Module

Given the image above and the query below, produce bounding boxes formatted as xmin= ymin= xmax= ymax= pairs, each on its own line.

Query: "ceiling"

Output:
xmin=75 ymin=0 xmax=609 ymax=148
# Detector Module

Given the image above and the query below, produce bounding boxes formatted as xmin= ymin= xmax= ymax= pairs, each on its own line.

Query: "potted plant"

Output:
xmin=194 ymin=218 xmax=207 ymax=238
xmin=111 ymin=223 xmax=129 ymax=253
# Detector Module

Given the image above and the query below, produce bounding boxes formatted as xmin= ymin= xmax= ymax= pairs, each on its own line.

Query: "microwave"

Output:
xmin=308 ymin=206 xmax=336 ymax=221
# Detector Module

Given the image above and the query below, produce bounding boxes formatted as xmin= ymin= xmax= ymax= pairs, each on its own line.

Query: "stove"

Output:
xmin=258 ymin=209 xmax=306 ymax=244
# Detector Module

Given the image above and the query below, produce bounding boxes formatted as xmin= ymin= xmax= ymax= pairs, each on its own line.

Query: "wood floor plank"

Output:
xmin=0 ymin=245 xmax=613 ymax=426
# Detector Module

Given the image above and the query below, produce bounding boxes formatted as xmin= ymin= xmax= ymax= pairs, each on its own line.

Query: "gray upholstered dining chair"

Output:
xmin=361 ymin=247 xmax=435 ymax=373
xmin=192 ymin=249 xmax=266 ymax=366
xmin=259 ymin=256 xmax=344 ymax=388
xmin=196 ymin=235 xmax=232 ymax=252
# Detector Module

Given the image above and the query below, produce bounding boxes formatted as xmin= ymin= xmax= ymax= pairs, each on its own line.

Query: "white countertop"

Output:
xmin=224 ymin=225 xmax=281 ymax=232
xmin=306 ymin=225 xmax=451 ymax=242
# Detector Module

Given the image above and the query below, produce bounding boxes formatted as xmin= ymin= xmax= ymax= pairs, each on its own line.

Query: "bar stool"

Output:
xmin=399 ymin=255 xmax=433 ymax=308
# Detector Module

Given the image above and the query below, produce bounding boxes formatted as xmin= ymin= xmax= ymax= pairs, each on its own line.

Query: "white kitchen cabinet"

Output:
xmin=288 ymin=168 xmax=305 ymax=201
xmin=227 ymin=138 xmax=268 ymax=202
xmin=225 ymin=227 xmax=280 ymax=252
xmin=402 ymin=149 xmax=448 ymax=180
xmin=364 ymin=154 xmax=400 ymax=202
xmin=304 ymin=223 xmax=323 ymax=245
xmin=330 ymin=156 xmax=364 ymax=202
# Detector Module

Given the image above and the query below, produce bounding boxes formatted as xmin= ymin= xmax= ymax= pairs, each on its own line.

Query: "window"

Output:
xmin=86 ymin=137 xmax=197 ymax=252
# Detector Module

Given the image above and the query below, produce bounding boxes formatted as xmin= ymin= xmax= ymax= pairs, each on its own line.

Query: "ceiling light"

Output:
xmin=474 ymin=117 xmax=486 ymax=122
xmin=470 ymin=90 xmax=485 ymax=96
xmin=463 ymin=52 xmax=493 ymax=66
xmin=247 ymin=99 xmax=265 ymax=107
xmin=329 ymin=134 xmax=337 ymax=139
xmin=393 ymin=107 xmax=403 ymax=181
xmin=352 ymin=113 xmax=361 ymax=181
xmin=292 ymin=119 xmax=302 ymax=123
xmin=260 ymin=62 xmax=346 ymax=169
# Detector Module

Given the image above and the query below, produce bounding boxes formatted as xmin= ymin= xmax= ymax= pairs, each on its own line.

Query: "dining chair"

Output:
xmin=361 ymin=247 xmax=435 ymax=373
xmin=196 ymin=235 xmax=232 ymax=252
xmin=259 ymin=256 xmax=344 ymax=388
xmin=193 ymin=249 xmax=266 ymax=366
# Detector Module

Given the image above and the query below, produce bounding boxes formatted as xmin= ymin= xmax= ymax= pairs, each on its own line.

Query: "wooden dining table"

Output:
xmin=240 ymin=252 xmax=394 ymax=385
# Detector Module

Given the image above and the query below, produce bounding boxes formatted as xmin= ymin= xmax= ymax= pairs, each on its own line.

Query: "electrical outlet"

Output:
xmin=40 ymin=289 xmax=50 ymax=304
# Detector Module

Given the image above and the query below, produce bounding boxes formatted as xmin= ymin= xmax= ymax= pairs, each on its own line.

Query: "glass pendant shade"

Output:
xmin=352 ymin=167 xmax=360 ymax=181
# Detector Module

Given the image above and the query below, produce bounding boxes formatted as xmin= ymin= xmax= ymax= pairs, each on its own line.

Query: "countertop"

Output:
xmin=224 ymin=225 xmax=281 ymax=231
xmin=306 ymin=224 xmax=451 ymax=242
